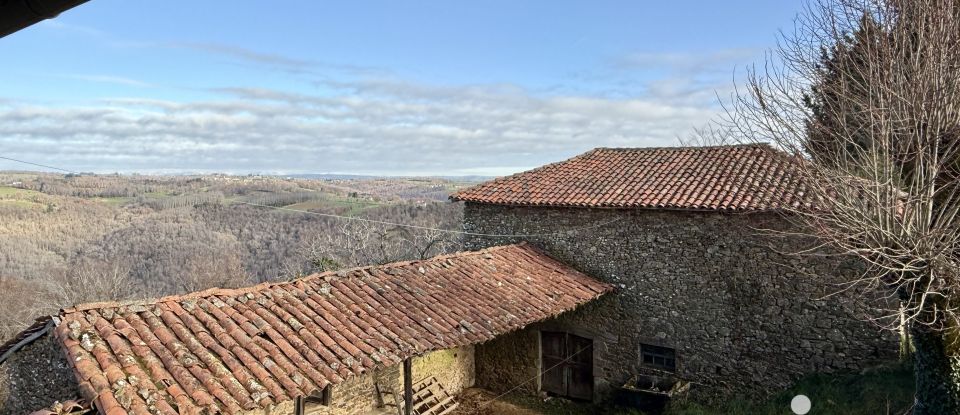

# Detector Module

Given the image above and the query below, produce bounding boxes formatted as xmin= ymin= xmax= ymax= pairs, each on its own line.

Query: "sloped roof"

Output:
xmin=0 ymin=316 xmax=52 ymax=363
xmin=51 ymin=243 xmax=610 ymax=415
xmin=451 ymin=144 xmax=808 ymax=211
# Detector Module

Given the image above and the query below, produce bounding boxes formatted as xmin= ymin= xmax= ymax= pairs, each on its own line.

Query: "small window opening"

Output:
xmin=640 ymin=344 xmax=677 ymax=372
xmin=295 ymin=386 xmax=331 ymax=415
xmin=306 ymin=386 xmax=331 ymax=406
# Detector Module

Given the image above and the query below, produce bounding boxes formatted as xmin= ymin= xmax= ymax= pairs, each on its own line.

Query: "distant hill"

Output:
xmin=288 ymin=173 xmax=494 ymax=182
xmin=0 ymin=171 xmax=466 ymax=342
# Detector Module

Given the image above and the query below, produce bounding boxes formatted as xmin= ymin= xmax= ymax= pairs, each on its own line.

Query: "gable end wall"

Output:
xmin=463 ymin=203 xmax=897 ymax=400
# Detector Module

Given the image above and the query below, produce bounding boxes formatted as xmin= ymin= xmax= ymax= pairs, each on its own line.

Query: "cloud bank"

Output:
xmin=1 ymin=39 xmax=749 ymax=176
xmin=0 ymin=77 xmax=720 ymax=176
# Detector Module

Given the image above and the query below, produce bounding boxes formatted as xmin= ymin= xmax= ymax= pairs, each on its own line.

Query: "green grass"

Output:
xmin=666 ymin=362 xmax=914 ymax=415
xmin=0 ymin=186 xmax=44 ymax=209
xmin=495 ymin=362 xmax=914 ymax=415
xmin=285 ymin=196 xmax=383 ymax=215
xmin=93 ymin=196 xmax=134 ymax=206
xmin=0 ymin=186 xmax=40 ymax=197
xmin=98 ymin=197 xmax=128 ymax=206
xmin=0 ymin=199 xmax=41 ymax=209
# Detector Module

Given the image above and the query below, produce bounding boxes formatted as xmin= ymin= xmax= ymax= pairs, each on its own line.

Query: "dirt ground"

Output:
xmin=451 ymin=388 xmax=615 ymax=415
xmin=453 ymin=388 xmax=541 ymax=415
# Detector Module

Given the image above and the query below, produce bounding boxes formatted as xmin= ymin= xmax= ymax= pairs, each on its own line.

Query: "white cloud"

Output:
xmin=58 ymin=74 xmax=155 ymax=88
xmin=36 ymin=20 xmax=104 ymax=37
xmin=0 ymin=77 xmax=720 ymax=176
xmin=166 ymin=42 xmax=388 ymax=77
xmin=615 ymin=48 xmax=760 ymax=72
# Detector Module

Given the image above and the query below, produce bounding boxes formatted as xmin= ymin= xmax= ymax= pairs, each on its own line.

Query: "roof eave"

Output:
xmin=1 ymin=0 xmax=89 ymax=38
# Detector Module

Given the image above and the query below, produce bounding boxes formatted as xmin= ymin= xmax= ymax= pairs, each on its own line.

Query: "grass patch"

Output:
xmin=285 ymin=197 xmax=382 ymax=215
xmin=93 ymin=196 xmax=134 ymax=206
xmin=0 ymin=186 xmax=45 ymax=209
xmin=666 ymin=362 xmax=914 ymax=415
xmin=485 ymin=362 xmax=913 ymax=415
xmin=0 ymin=186 xmax=40 ymax=197
xmin=0 ymin=199 xmax=41 ymax=209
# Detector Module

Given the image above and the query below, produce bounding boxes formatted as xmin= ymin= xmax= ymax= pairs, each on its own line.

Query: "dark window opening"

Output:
xmin=640 ymin=344 xmax=676 ymax=372
xmin=295 ymin=386 xmax=331 ymax=415
xmin=306 ymin=386 xmax=331 ymax=406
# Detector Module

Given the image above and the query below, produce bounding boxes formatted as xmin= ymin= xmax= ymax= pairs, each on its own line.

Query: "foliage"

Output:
xmin=666 ymin=363 xmax=914 ymax=415
xmin=0 ymin=172 xmax=466 ymax=341
xmin=480 ymin=363 xmax=913 ymax=415
xmin=802 ymin=14 xmax=885 ymax=167
xmin=716 ymin=0 xmax=960 ymax=411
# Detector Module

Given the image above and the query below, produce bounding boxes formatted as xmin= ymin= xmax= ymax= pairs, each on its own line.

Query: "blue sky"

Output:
xmin=0 ymin=1 xmax=800 ymax=176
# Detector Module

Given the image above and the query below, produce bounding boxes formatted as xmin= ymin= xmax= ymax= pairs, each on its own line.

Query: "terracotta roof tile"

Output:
xmin=451 ymin=144 xmax=808 ymax=211
xmin=52 ymin=243 xmax=610 ymax=415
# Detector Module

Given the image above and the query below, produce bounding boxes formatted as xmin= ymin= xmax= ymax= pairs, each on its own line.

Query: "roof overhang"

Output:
xmin=44 ymin=243 xmax=610 ymax=415
xmin=1 ymin=0 xmax=89 ymax=38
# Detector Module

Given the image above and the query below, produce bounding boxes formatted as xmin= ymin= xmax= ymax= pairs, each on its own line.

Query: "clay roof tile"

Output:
xmin=50 ymin=243 xmax=609 ymax=415
xmin=451 ymin=144 xmax=806 ymax=211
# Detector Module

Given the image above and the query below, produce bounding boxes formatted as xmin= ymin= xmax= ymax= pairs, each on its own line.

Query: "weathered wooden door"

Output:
xmin=541 ymin=331 xmax=594 ymax=400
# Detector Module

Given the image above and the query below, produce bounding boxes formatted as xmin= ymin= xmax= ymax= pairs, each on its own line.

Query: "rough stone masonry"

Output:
xmin=463 ymin=203 xmax=897 ymax=401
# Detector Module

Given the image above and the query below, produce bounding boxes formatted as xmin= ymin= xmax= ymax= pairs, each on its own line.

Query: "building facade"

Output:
xmin=452 ymin=145 xmax=897 ymax=401
xmin=0 ymin=244 xmax=607 ymax=415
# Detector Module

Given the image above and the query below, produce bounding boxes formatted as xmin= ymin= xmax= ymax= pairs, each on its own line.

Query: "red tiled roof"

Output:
xmin=51 ymin=243 xmax=610 ymax=415
xmin=451 ymin=144 xmax=809 ymax=211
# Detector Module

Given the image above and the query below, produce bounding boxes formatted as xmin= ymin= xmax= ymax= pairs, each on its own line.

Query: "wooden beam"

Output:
xmin=294 ymin=396 xmax=304 ymax=415
xmin=403 ymin=358 xmax=413 ymax=415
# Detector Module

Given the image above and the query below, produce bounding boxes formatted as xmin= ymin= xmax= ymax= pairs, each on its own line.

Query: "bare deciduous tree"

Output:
xmin=299 ymin=220 xmax=463 ymax=275
xmin=174 ymin=252 xmax=251 ymax=293
xmin=720 ymin=0 xmax=960 ymax=412
xmin=42 ymin=259 xmax=137 ymax=309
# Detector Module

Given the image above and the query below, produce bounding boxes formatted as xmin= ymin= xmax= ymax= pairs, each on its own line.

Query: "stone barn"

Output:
xmin=451 ymin=144 xmax=896 ymax=402
xmin=0 ymin=244 xmax=609 ymax=415
xmin=0 ymin=143 xmax=897 ymax=415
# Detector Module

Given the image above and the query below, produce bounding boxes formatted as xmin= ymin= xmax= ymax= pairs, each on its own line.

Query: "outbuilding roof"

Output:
xmin=451 ymin=144 xmax=808 ymax=211
xmin=49 ymin=243 xmax=610 ymax=415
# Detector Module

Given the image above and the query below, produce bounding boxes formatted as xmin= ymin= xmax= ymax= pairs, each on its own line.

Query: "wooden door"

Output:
xmin=566 ymin=333 xmax=594 ymax=400
xmin=541 ymin=331 xmax=567 ymax=396
xmin=540 ymin=331 xmax=594 ymax=400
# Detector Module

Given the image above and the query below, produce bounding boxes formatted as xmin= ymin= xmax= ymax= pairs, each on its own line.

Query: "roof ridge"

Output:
xmin=450 ymin=142 xmax=803 ymax=210
xmin=591 ymin=142 xmax=771 ymax=152
xmin=62 ymin=243 xmax=532 ymax=313
xmin=451 ymin=149 xmax=603 ymax=200
xmin=450 ymin=143 xmax=776 ymax=202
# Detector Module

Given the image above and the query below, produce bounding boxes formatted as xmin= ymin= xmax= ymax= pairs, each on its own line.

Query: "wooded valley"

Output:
xmin=0 ymin=172 xmax=471 ymax=341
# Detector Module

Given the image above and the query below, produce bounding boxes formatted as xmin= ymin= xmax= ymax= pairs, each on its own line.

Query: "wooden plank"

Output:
xmin=413 ymin=377 xmax=436 ymax=393
xmin=403 ymin=358 xmax=413 ymax=415
xmin=435 ymin=403 xmax=459 ymax=415
xmin=374 ymin=382 xmax=385 ymax=407
xmin=419 ymin=396 xmax=456 ymax=415
xmin=413 ymin=387 xmax=435 ymax=400
xmin=392 ymin=391 xmax=403 ymax=415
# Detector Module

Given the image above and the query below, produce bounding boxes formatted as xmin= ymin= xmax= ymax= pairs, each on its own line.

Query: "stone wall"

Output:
xmin=260 ymin=346 xmax=474 ymax=415
xmin=410 ymin=345 xmax=475 ymax=394
xmin=0 ymin=336 xmax=472 ymax=415
xmin=0 ymin=332 xmax=79 ymax=415
xmin=464 ymin=203 xmax=897 ymax=401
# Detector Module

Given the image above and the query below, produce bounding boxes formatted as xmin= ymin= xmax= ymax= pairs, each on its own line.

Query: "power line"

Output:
xmin=238 ymin=201 xmax=621 ymax=238
xmin=0 ymin=154 xmax=622 ymax=238
xmin=0 ymin=156 xmax=79 ymax=174
xmin=474 ymin=344 xmax=593 ymax=411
